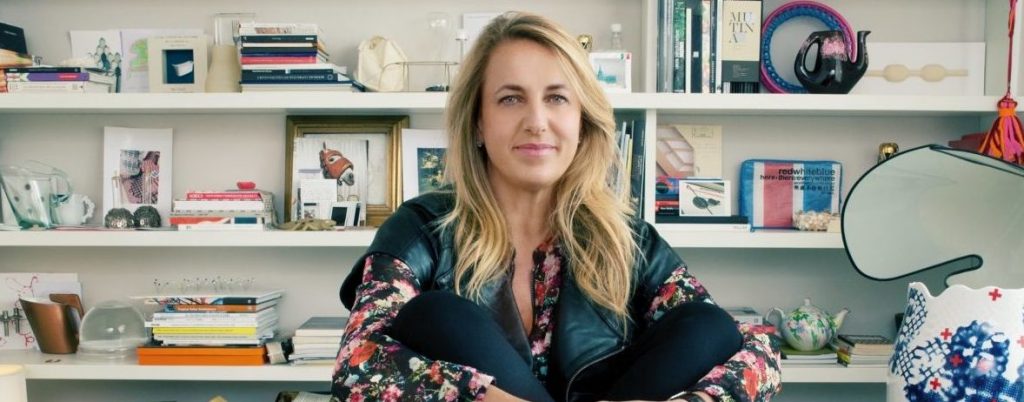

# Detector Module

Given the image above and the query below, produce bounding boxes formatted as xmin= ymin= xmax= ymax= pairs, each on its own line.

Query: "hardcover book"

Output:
xmin=133 ymin=289 xmax=283 ymax=305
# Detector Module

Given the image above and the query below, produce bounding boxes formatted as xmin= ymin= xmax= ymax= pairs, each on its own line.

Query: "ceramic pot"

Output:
xmin=888 ymin=282 xmax=1024 ymax=401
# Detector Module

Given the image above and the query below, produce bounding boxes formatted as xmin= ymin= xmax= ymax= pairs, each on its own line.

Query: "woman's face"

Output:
xmin=478 ymin=39 xmax=582 ymax=194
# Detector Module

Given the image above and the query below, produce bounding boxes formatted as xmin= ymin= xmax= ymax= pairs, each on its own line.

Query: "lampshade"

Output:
xmin=842 ymin=144 xmax=1024 ymax=288
xmin=0 ymin=365 xmax=28 ymax=402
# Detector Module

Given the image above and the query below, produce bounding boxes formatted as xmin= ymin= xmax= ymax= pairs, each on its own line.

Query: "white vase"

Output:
xmin=888 ymin=282 xmax=1024 ymax=401
xmin=205 ymin=44 xmax=240 ymax=92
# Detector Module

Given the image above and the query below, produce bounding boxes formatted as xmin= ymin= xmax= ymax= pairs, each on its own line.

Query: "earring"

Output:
xmin=475 ymin=138 xmax=483 ymax=148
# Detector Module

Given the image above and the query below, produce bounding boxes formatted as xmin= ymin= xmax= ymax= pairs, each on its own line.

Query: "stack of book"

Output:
xmin=3 ymin=66 xmax=116 ymax=93
xmin=780 ymin=345 xmax=839 ymax=365
xmin=832 ymin=334 xmax=894 ymax=366
xmin=135 ymin=289 xmax=284 ymax=348
xmin=237 ymin=22 xmax=358 ymax=92
xmin=288 ymin=316 xmax=348 ymax=365
xmin=170 ymin=189 xmax=277 ymax=231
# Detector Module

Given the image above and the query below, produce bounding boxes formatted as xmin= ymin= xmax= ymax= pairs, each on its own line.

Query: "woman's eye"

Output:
xmin=548 ymin=94 xmax=568 ymax=104
xmin=499 ymin=95 xmax=521 ymax=105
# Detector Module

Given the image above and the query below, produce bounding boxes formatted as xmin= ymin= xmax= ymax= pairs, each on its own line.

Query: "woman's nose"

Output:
xmin=523 ymin=103 xmax=548 ymax=134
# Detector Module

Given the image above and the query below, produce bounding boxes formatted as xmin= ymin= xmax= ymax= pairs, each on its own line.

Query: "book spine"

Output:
xmin=186 ymin=192 xmax=262 ymax=201
xmin=240 ymin=35 xmax=318 ymax=43
xmin=7 ymin=81 xmax=87 ymax=92
xmin=240 ymin=56 xmax=319 ymax=64
xmin=6 ymin=72 xmax=88 ymax=81
xmin=4 ymin=67 xmax=83 ymax=74
xmin=240 ymin=47 xmax=318 ymax=54
xmin=163 ymin=304 xmax=263 ymax=312
xmin=152 ymin=327 xmax=260 ymax=335
xmin=671 ymin=0 xmax=688 ymax=93
xmin=241 ymin=42 xmax=317 ymax=48
xmin=239 ymin=23 xmax=321 ymax=36
xmin=240 ymin=72 xmax=345 ymax=82
xmin=148 ymin=319 xmax=274 ymax=328
xmin=153 ymin=311 xmax=272 ymax=319
xmin=173 ymin=199 xmax=266 ymax=211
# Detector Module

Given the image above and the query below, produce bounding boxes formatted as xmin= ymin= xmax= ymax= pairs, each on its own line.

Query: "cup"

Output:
xmin=55 ymin=193 xmax=95 ymax=226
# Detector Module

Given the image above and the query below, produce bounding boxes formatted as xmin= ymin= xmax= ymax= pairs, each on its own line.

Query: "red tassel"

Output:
xmin=979 ymin=95 xmax=1024 ymax=164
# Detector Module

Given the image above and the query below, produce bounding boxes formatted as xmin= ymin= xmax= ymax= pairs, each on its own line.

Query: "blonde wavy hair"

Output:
xmin=441 ymin=11 xmax=638 ymax=322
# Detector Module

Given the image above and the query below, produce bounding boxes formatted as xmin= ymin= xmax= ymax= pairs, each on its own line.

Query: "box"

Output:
xmin=739 ymin=160 xmax=842 ymax=229
xmin=589 ymin=51 xmax=631 ymax=93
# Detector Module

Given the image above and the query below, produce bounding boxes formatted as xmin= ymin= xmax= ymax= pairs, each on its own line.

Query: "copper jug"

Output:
xmin=20 ymin=294 xmax=83 ymax=354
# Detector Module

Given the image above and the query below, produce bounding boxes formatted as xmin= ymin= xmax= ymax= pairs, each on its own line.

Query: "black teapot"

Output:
xmin=795 ymin=30 xmax=870 ymax=94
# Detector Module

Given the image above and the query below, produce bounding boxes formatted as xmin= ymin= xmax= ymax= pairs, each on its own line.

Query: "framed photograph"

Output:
xmin=589 ymin=51 xmax=632 ymax=93
xmin=102 ymin=126 xmax=174 ymax=226
xmin=678 ymin=179 xmax=731 ymax=216
xmin=119 ymin=29 xmax=204 ymax=93
xmin=147 ymin=35 xmax=207 ymax=93
xmin=286 ymin=116 xmax=407 ymax=227
xmin=401 ymin=128 xmax=448 ymax=201
xmin=331 ymin=201 xmax=361 ymax=228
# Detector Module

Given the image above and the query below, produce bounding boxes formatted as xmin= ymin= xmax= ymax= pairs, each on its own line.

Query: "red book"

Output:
xmin=186 ymin=191 xmax=262 ymax=201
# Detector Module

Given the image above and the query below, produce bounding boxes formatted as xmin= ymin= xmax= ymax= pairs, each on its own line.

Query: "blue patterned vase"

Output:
xmin=889 ymin=282 xmax=1024 ymax=401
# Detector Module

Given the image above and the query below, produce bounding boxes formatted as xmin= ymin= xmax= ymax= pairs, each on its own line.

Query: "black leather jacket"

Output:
xmin=340 ymin=192 xmax=686 ymax=402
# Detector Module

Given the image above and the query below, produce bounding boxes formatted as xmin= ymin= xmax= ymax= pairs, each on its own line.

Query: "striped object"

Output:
xmin=740 ymin=160 xmax=842 ymax=228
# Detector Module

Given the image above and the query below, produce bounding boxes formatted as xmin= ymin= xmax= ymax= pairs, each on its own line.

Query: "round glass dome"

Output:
xmin=77 ymin=300 xmax=148 ymax=360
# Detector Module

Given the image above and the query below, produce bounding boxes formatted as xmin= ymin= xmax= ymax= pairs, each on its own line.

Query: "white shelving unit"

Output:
xmin=0 ymin=92 xmax=1007 ymax=116
xmin=1 ymin=1 xmax=1017 ymax=401
xmin=5 ymin=350 xmax=885 ymax=384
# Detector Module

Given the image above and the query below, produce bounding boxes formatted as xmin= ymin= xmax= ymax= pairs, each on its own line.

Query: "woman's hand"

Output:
xmin=482 ymin=385 xmax=529 ymax=402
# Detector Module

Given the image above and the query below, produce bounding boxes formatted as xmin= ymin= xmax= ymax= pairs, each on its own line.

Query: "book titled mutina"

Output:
xmin=132 ymin=289 xmax=284 ymax=305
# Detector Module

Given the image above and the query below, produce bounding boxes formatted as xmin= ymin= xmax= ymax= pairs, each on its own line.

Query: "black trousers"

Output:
xmin=388 ymin=291 xmax=742 ymax=402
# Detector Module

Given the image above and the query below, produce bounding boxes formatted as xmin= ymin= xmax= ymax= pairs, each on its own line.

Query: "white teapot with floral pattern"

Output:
xmin=765 ymin=298 xmax=848 ymax=351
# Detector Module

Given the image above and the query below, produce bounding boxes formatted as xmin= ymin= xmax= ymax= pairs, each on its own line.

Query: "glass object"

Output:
xmin=213 ymin=12 xmax=255 ymax=46
xmin=610 ymin=23 xmax=623 ymax=50
xmin=0 ymin=162 xmax=71 ymax=229
xmin=425 ymin=12 xmax=455 ymax=90
xmin=77 ymin=300 xmax=148 ymax=360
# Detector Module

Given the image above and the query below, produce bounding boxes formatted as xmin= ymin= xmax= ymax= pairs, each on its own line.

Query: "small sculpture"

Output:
xmin=133 ymin=205 xmax=162 ymax=228
xmin=795 ymin=30 xmax=870 ymax=94
xmin=577 ymin=34 xmax=593 ymax=52
xmin=766 ymin=298 xmax=849 ymax=351
xmin=878 ymin=142 xmax=899 ymax=163
xmin=104 ymin=208 xmax=137 ymax=229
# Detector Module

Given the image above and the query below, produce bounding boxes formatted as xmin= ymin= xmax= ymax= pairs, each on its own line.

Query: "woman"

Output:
xmin=333 ymin=12 xmax=780 ymax=402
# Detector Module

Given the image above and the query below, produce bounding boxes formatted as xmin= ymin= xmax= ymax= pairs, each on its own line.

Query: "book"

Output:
xmin=176 ymin=221 xmax=267 ymax=231
xmin=780 ymin=345 xmax=837 ymax=364
xmin=137 ymin=345 xmax=267 ymax=365
xmin=186 ymin=191 xmax=263 ymax=201
xmin=133 ymin=289 xmax=284 ymax=305
xmin=720 ymin=0 xmax=762 ymax=93
xmin=292 ymin=336 xmax=344 ymax=345
xmin=239 ymin=22 xmax=322 ymax=36
xmin=173 ymin=199 xmax=267 ymax=211
xmin=162 ymin=299 xmax=279 ymax=313
xmin=655 ymin=215 xmax=748 ymax=224
xmin=240 ymin=35 xmax=318 ymax=43
xmin=294 ymin=316 xmax=348 ymax=337
xmin=0 ymin=22 xmax=28 ymax=54
xmin=152 ymin=326 xmax=272 ymax=335
xmin=153 ymin=308 xmax=277 ymax=321
xmin=835 ymin=334 xmax=894 ymax=356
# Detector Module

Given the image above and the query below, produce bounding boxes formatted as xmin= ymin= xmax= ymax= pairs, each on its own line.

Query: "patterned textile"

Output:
xmin=332 ymin=239 xmax=781 ymax=402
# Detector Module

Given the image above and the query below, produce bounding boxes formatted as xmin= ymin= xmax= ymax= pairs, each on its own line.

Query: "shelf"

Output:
xmin=655 ymin=226 xmax=843 ymax=249
xmin=4 ymin=350 xmax=884 ymax=383
xmin=0 ymin=228 xmax=378 ymax=247
xmin=0 ymin=227 xmax=841 ymax=248
xmin=0 ymin=92 xmax=1005 ymax=116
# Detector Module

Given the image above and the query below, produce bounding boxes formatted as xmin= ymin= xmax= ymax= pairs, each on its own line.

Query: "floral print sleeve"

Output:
xmin=647 ymin=266 xmax=782 ymax=402
xmin=332 ymin=254 xmax=494 ymax=402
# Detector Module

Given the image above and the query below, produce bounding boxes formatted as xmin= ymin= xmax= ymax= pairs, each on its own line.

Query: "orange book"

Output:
xmin=137 ymin=345 xmax=267 ymax=366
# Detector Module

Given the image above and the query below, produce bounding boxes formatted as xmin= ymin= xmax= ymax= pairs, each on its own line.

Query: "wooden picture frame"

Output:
xmin=285 ymin=116 xmax=407 ymax=227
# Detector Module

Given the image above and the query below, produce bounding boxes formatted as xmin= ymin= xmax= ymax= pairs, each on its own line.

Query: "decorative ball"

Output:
xmin=133 ymin=206 xmax=162 ymax=228
xmin=104 ymin=208 xmax=137 ymax=229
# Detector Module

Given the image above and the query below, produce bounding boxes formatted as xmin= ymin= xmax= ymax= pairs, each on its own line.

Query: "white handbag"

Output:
xmin=357 ymin=36 xmax=408 ymax=92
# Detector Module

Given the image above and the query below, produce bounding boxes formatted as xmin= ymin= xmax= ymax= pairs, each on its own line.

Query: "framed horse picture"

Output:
xmin=285 ymin=116 xmax=407 ymax=227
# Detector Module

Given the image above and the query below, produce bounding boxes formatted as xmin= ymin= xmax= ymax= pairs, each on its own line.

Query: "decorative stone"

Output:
xmin=104 ymin=208 xmax=137 ymax=229
xmin=133 ymin=206 xmax=161 ymax=228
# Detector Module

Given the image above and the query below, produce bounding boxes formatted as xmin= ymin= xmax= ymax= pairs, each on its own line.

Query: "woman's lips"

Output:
xmin=513 ymin=143 xmax=556 ymax=156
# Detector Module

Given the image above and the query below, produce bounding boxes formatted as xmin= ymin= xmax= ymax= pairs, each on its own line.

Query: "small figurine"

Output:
xmin=104 ymin=208 xmax=137 ymax=229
